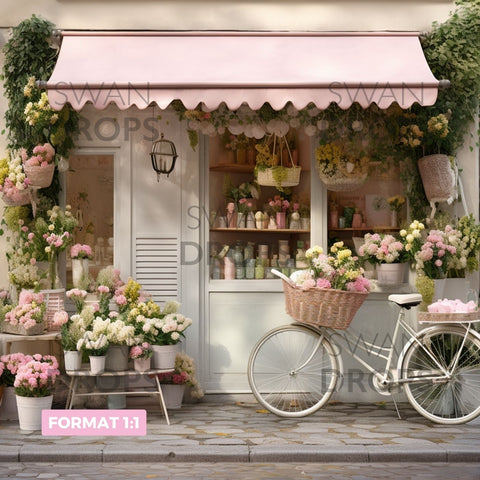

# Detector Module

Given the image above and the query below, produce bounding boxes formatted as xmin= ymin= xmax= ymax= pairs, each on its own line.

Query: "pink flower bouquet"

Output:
xmin=129 ymin=342 xmax=153 ymax=360
xmin=70 ymin=243 xmax=93 ymax=260
xmin=13 ymin=354 xmax=60 ymax=397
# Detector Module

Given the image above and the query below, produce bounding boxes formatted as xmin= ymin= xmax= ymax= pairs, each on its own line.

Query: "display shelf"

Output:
xmin=210 ymin=228 xmax=309 ymax=234
xmin=210 ymin=163 xmax=254 ymax=173
xmin=329 ymin=227 xmax=400 ymax=233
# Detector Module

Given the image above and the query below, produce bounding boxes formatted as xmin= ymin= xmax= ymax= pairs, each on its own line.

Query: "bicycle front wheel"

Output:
xmin=402 ymin=325 xmax=480 ymax=424
xmin=247 ymin=324 xmax=339 ymax=418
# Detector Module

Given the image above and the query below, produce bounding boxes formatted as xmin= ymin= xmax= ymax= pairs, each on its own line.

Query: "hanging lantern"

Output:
xmin=150 ymin=133 xmax=178 ymax=181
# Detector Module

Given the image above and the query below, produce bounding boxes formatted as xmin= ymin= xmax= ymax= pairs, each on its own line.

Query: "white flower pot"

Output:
xmin=134 ymin=357 xmax=151 ymax=372
xmin=152 ymin=344 xmax=180 ymax=370
xmin=377 ymin=263 xmax=407 ymax=285
xmin=64 ymin=350 xmax=82 ymax=371
xmin=105 ymin=345 xmax=129 ymax=372
xmin=16 ymin=394 xmax=53 ymax=431
xmin=162 ymin=384 xmax=185 ymax=409
xmin=89 ymin=355 xmax=106 ymax=375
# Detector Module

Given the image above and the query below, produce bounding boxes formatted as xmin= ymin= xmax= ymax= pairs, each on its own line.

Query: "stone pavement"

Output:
xmin=1 ymin=397 xmax=480 ymax=464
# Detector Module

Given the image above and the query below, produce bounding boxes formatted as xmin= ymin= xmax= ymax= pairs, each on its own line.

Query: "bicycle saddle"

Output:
xmin=388 ymin=293 xmax=423 ymax=309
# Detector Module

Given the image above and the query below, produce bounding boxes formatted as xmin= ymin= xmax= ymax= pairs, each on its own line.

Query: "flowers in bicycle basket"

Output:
xmin=291 ymin=242 xmax=370 ymax=293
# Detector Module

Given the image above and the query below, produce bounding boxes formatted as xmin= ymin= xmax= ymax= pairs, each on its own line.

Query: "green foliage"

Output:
xmin=420 ymin=0 xmax=480 ymax=152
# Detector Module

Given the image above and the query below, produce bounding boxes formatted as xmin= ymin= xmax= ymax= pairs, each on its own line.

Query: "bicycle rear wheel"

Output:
xmin=402 ymin=325 xmax=480 ymax=424
xmin=247 ymin=324 xmax=339 ymax=418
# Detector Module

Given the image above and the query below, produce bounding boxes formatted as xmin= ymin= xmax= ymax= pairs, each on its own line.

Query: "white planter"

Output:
xmin=443 ymin=278 xmax=468 ymax=302
xmin=152 ymin=344 xmax=180 ymax=370
xmin=433 ymin=279 xmax=446 ymax=302
xmin=71 ymin=258 xmax=89 ymax=288
xmin=16 ymin=394 xmax=53 ymax=431
xmin=162 ymin=384 xmax=185 ymax=409
xmin=105 ymin=345 xmax=129 ymax=372
xmin=134 ymin=357 xmax=151 ymax=372
xmin=64 ymin=350 xmax=82 ymax=371
xmin=89 ymin=355 xmax=106 ymax=375
xmin=377 ymin=263 xmax=407 ymax=285
xmin=0 ymin=386 xmax=19 ymax=421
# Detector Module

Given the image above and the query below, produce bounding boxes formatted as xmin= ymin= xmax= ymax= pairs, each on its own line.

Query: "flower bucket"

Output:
xmin=161 ymin=384 xmax=185 ymax=409
xmin=377 ymin=263 xmax=407 ymax=285
xmin=41 ymin=289 xmax=65 ymax=331
xmin=0 ymin=386 xmax=19 ymax=421
xmin=105 ymin=345 xmax=129 ymax=372
xmin=64 ymin=350 xmax=82 ymax=371
xmin=89 ymin=355 xmax=106 ymax=375
xmin=152 ymin=344 xmax=180 ymax=370
xmin=24 ymin=164 xmax=55 ymax=189
xmin=134 ymin=357 xmax=151 ymax=372
xmin=16 ymin=394 xmax=53 ymax=431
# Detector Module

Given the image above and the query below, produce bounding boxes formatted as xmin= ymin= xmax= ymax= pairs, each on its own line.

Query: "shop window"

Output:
xmin=65 ymin=154 xmax=114 ymax=287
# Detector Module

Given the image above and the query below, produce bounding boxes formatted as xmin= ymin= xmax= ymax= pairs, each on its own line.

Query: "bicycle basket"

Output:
xmin=282 ymin=279 xmax=369 ymax=330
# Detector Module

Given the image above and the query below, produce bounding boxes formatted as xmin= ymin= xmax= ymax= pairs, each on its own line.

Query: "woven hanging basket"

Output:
xmin=282 ymin=279 xmax=369 ymax=330
xmin=24 ymin=164 xmax=55 ymax=189
xmin=2 ymin=188 xmax=31 ymax=206
xmin=317 ymin=170 xmax=368 ymax=192
xmin=256 ymin=166 xmax=301 ymax=187
xmin=417 ymin=154 xmax=457 ymax=204
xmin=255 ymin=134 xmax=301 ymax=188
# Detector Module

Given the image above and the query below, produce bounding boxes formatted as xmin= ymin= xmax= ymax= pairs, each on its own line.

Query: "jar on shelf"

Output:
xmin=295 ymin=241 xmax=308 ymax=269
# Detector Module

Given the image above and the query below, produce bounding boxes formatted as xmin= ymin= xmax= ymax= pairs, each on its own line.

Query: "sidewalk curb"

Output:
xmin=1 ymin=445 xmax=480 ymax=463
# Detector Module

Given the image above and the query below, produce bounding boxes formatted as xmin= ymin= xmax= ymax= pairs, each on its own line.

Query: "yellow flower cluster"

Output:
xmin=427 ymin=114 xmax=449 ymax=139
xmin=255 ymin=143 xmax=278 ymax=167
xmin=315 ymin=142 xmax=368 ymax=178
xmin=400 ymin=124 xmax=423 ymax=148
xmin=387 ymin=195 xmax=405 ymax=212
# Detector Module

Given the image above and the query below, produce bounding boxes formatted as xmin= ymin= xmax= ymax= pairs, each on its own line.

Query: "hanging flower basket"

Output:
xmin=317 ymin=170 xmax=368 ymax=192
xmin=417 ymin=154 xmax=457 ymax=204
xmin=255 ymin=134 xmax=301 ymax=189
xmin=24 ymin=164 xmax=55 ymax=189
xmin=2 ymin=188 xmax=31 ymax=206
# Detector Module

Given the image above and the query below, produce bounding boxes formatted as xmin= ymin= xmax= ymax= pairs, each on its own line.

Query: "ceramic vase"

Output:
xmin=71 ymin=258 xmax=90 ymax=288
xmin=16 ymin=394 xmax=53 ymax=431
xmin=246 ymin=212 xmax=255 ymax=229
xmin=152 ymin=344 xmax=180 ymax=370
xmin=276 ymin=212 xmax=286 ymax=229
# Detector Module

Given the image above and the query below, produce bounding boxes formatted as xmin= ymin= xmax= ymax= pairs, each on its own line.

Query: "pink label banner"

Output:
xmin=42 ymin=409 xmax=146 ymax=436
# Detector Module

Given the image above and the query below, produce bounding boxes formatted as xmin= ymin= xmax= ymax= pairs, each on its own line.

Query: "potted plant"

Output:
xmin=0 ymin=152 xmax=31 ymax=206
xmin=70 ymin=243 xmax=93 ymax=288
xmin=2 ymin=291 xmax=46 ymax=335
xmin=14 ymin=354 xmax=60 ymax=430
xmin=358 ymin=233 xmax=407 ymax=285
xmin=156 ymin=352 xmax=204 ymax=409
xmin=129 ymin=342 xmax=153 ymax=372
xmin=267 ymin=195 xmax=290 ymax=229
xmin=0 ymin=352 xmax=32 ymax=421
xmin=77 ymin=331 xmax=109 ymax=374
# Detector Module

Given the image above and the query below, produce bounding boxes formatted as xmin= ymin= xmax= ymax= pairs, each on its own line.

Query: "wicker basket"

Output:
xmin=2 ymin=189 xmax=31 ymax=206
xmin=317 ymin=170 xmax=368 ymax=192
xmin=418 ymin=311 xmax=480 ymax=324
xmin=256 ymin=166 xmax=301 ymax=187
xmin=282 ymin=279 xmax=369 ymax=330
xmin=1 ymin=320 xmax=45 ymax=336
xmin=417 ymin=154 xmax=457 ymax=203
xmin=24 ymin=164 xmax=55 ymax=189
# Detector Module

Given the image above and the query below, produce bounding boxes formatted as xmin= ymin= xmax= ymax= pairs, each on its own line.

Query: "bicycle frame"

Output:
xmin=312 ymin=306 xmax=477 ymax=392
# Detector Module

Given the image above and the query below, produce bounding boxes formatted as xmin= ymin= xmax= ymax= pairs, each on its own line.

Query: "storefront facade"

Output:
xmin=1 ymin=1 xmax=478 ymax=401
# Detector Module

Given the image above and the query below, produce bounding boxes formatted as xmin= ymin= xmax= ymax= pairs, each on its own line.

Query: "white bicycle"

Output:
xmin=248 ymin=271 xmax=480 ymax=424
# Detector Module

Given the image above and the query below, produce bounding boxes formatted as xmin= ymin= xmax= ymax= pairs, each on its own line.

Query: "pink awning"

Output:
xmin=45 ymin=31 xmax=440 ymax=112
